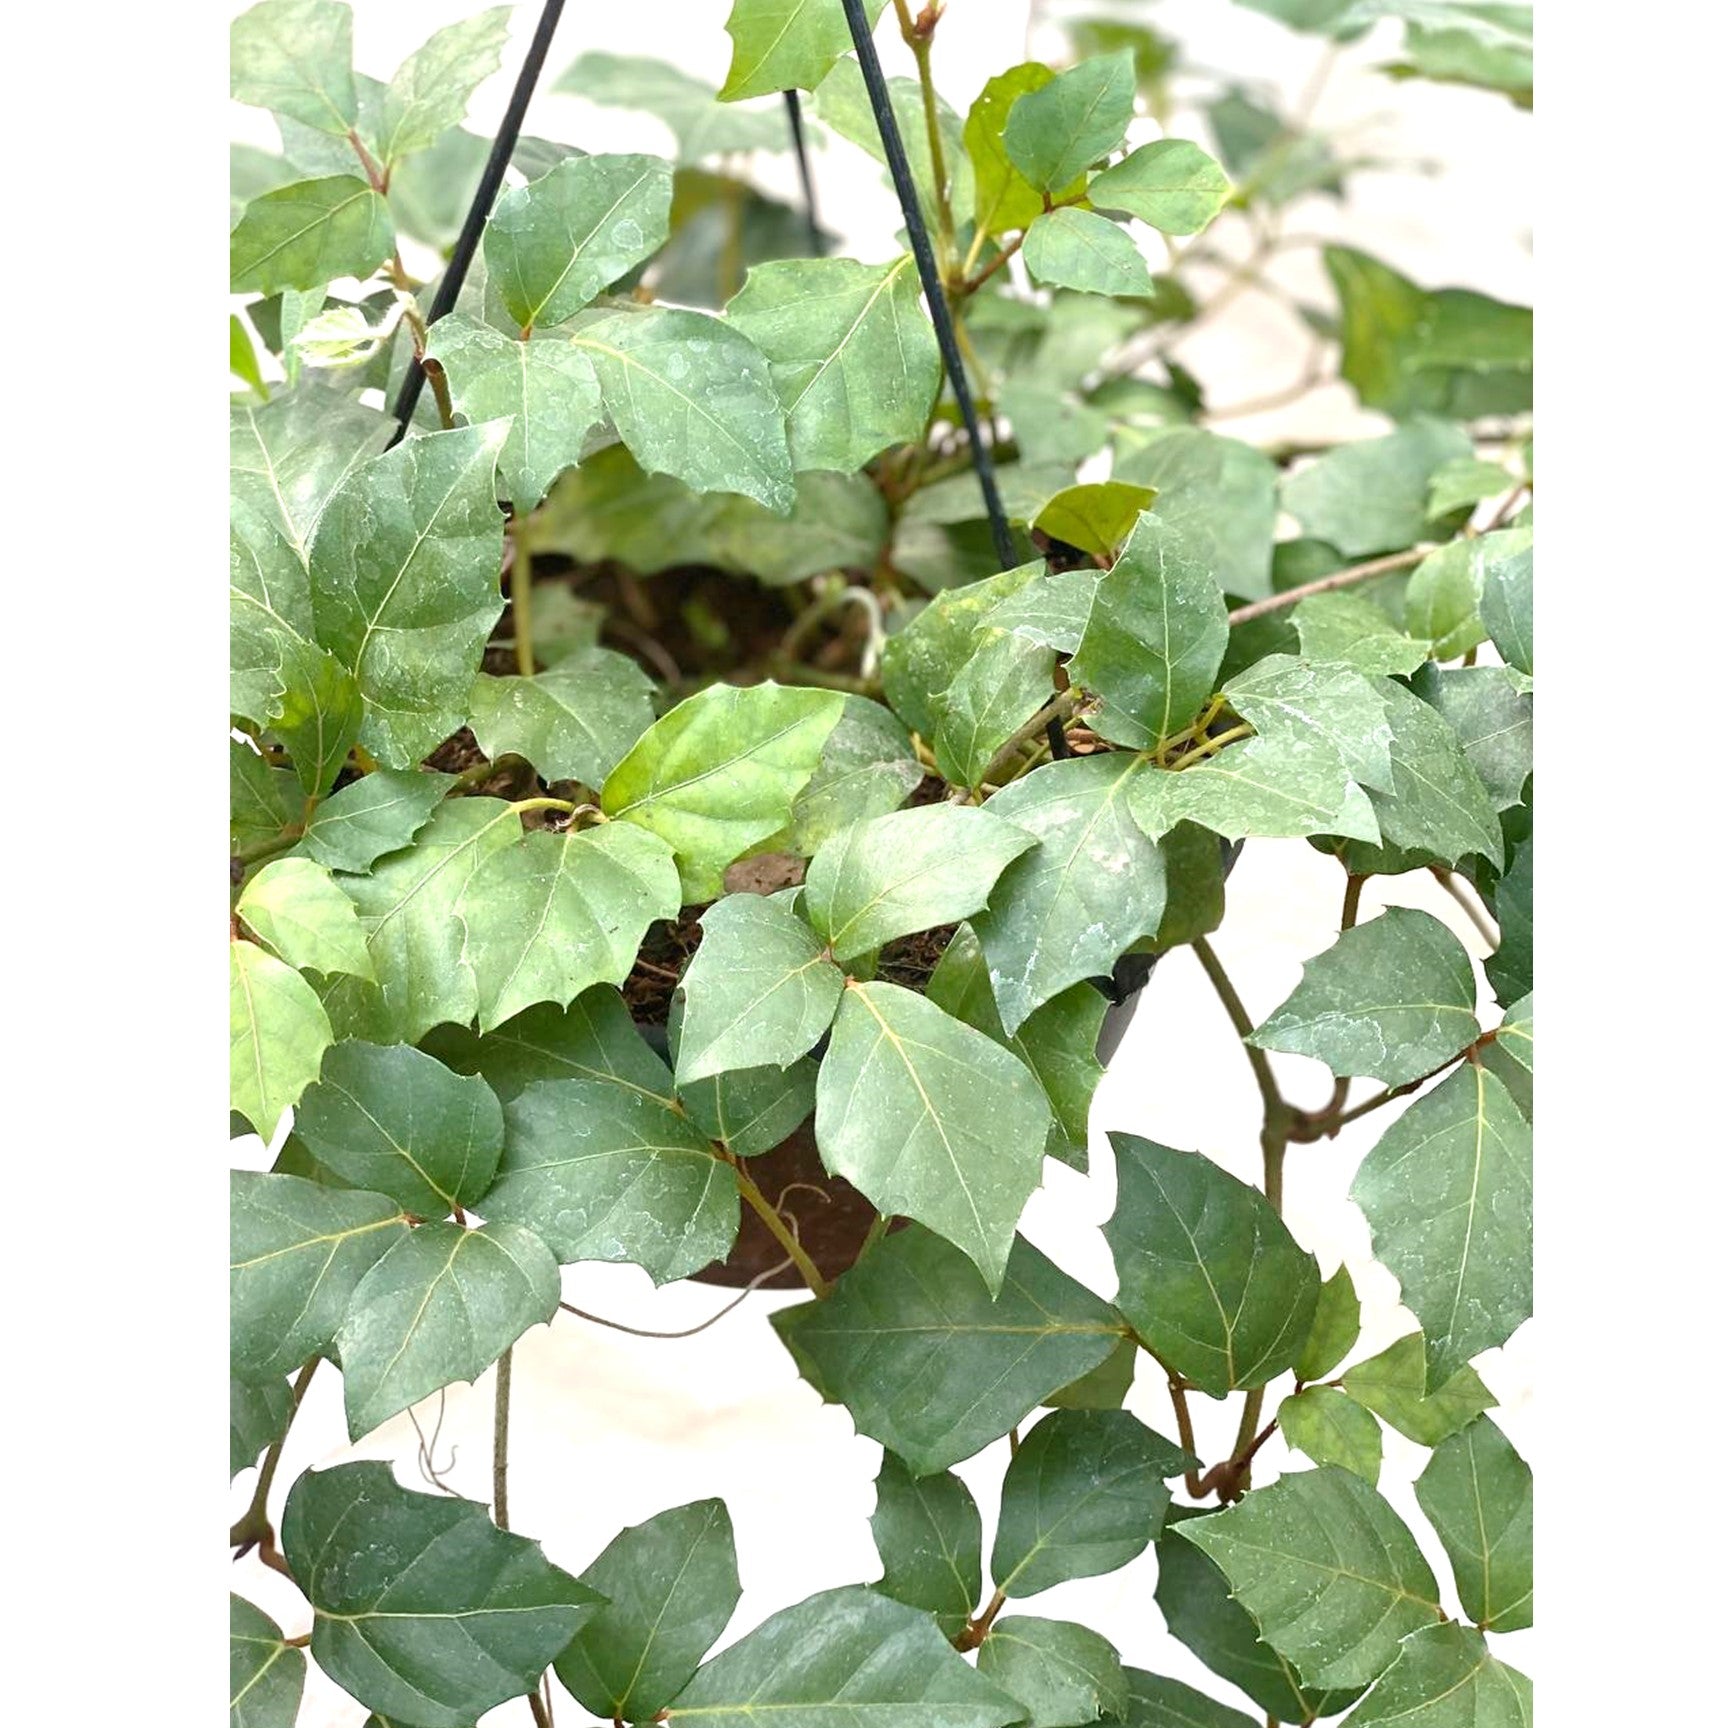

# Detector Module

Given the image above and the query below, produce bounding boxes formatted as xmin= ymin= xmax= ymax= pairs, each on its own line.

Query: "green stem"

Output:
xmin=893 ymin=0 xmax=956 ymax=268
xmin=231 ymin=826 xmax=303 ymax=869
xmin=231 ymin=1359 xmax=320 ymax=1552
xmin=493 ymin=1346 xmax=514 ymax=1530
xmin=730 ymin=1157 xmax=831 ymax=1298
xmin=511 ymin=528 xmax=536 ymax=678
xmin=1191 ymin=937 xmax=1285 ymax=1129
xmin=509 ymin=797 xmax=579 ymax=817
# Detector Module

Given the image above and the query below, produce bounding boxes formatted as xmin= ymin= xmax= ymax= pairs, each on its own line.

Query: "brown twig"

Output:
xmin=1227 ymin=546 xmax=1431 ymax=626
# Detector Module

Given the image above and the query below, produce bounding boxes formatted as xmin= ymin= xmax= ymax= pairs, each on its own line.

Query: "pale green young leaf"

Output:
xmin=336 ymin=1220 xmax=560 ymax=1438
xmin=1250 ymin=907 xmax=1479 ymax=1085
xmin=1352 ymin=1065 xmax=1531 ymax=1387
xmin=1121 ymin=1670 xmax=1258 ymax=1728
xmin=231 ymin=941 xmax=335 ymax=1140
xmin=1293 ymin=591 xmax=1431 ymax=677
xmin=1409 ymin=663 xmax=1531 ymax=811
xmin=967 ymin=64 xmax=1064 ymax=238
xmin=308 ymin=422 xmax=509 ymax=768
xmin=1283 ymin=419 xmax=1473 ymax=556
xmin=601 ymin=682 xmax=844 ymax=898
xmin=772 ymin=1225 xmax=1123 ymax=1474
xmin=1342 ymin=1333 xmax=1496 ymax=1446
xmin=230 ymin=1593 xmax=305 ymax=1728
xmin=1482 ymin=992 xmax=1532 ymax=1119
xmin=1033 ymin=481 xmax=1155 ymax=559
xmin=1223 ymin=653 xmax=1395 ymax=791
xmin=1175 ymin=1467 xmax=1445 ymax=1691
xmin=1340 ymin=1623 xmax=1532 ymax=1728
xmin=376 ymin=8 xmax=511 ymax=167
xmin=293 ymin=1041 xmax=504 ymax=1214
xmin=1480 ymin=530 xmax=1533 ymax=673
xmin=1426 ymin=456 xmax=1515 ymax=518
xmin=484 ymin=153 xmax=673 ymax=330
xmin=483 ymin=1079 xmax=736 ymax=1281
xmin=230 ymin=176 xmax=393 ymax=294
xmin=931 ymin=630 xmax=1058 ymax=790
xmin=297 ymin=769 xmax=452 ymax=872
xmin=779 ymin=695 xmax=924 ymax=854
xmin=816 ymin=983 xmax=1051 ymax=1290
xmin=1105 ymin=1133 xmax=1320 ymax=1396
xmin=1414 ymin=1416 xmax=1533 ymax=1632
xmin=230 ymin=1376 xmax=294 ymax=1481
xmin=720 ymin=0 xmax=890 ymax=100
xmin=282 ymin=1462 xmax=600 ymax=1727
xmin=675 ymin=895 xmax=844 ymax=1084
xmin=466 ymin=651 xmax=654 ymax=788
xmin=231 ymin=313 xmax=268 ymax=399
xmin=976 ymin=1618 xmax=1128 ymax=1727
xmin=1279 ymin=1386 xmax=1383 ymax=1483
xmin=871 ymin=1452 xmax=983 ymax=1641
xmin=1295 ymin=1263 xmax=1360 ymax=1382
xmin=1090 ymin=138 xmax=1231 ymax=234
xmin=231 ymin=0 xmax=355 ymax=135
xmin=1002 ymin=378 xmax=1113 ymax=468
xmin=558 ymin=51 xmax=787 ymax=161
xmin=556 ymin=1500 xmax=741 ymax=1721
xmin=1003 ymin=51 xmax=1137 ymax=191
xmin=727 ymin=256 xmax=940 ymax=471
xmin=1023 ymin=208 xmax=1156 ymax=299
xmin=237 ymin=858 xmax=374 ymax=979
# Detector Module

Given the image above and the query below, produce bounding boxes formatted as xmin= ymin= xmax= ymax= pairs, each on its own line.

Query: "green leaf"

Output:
xmin=1104 ymin=1133 xmax=1320 ymax=1396
xmin=229 ymin=1171 xmax=407 ymax=1379
xmin=282 ymin=1462 xmax=600 ymax=1727
xmin=1294 ymin=591 xmax=1431 ymax=677
xmin=237 ymin=858 xmax=373 ymax=980
xmin=231 ymin=176 xmax=393 ymax=294
xmin=602 ymin=682 xmax=844 ymax=898
xmin=556 ymin=1499 xmax=741 ymax=1720
xmin=308 ymin=422 xmax=509 ymax=769
xmin=1250 ymin=907 xmax=1479 ymax=1085
xmin=804 ymin=804 xmax=1035 ymax=966
xmin=1004 ymin=51 xmax=1136 ymax=192
xmin=1353 ymin=1064 xmax=1531 ymax=1386
xmin=727 ymin=256 xmax=940 ymax=472
xmin=231 ymin=313 xmax=268 ymax=398
xmin=1223 ymin=653 xmax=1395 ymax=792
xmin=1279 ymin=1386 xmax=1383 ymax=1483
xmin=1341 ymin=1332 xmax=1496 ymax=1446
xmin=1154 ymin=1512 xmax=1363 ymax=1723
xmin=1176 ymin=1466 xmax=1445 ymax=1690
xmin=1089 ymin=140 xmax=1231 ymax=235
xmin=426 ymin=313 xmax=605 ymax=508
xmin=702 ymin=471 xmax=892 ymax=585
xmin=1032 ymin=482 xmax=1153 ymax=560
xmin=230 ymin=1593 xmax=305 ymax=1728
xmin=482 ymin=1078 xmax=736 ymax=1281
xmin=559 ymin=51 xmax=787 ymax=162
xmin=1295 ymin=1263 xmax=1360 ymax=1382
xmin=971 ymin=755 xmax=1166 ymax=1035
xmin=1426 ymin=456 xmax=1514 ymax=518
xmin=968 ymin=64 xmax=1065 ymax=238
xmin=1070 ymin=512 xmax=1229 ymax=748
xmin=232 ymin=741 xmax=299 ymax=851
xmin=1044 ymin=1337 xmax=1137 ymax=1409
xmin=720 ymin=0 xmax=889 ymax=98
xmin=293 ymin=1041 xmax=504 ymax=1214
xmin=977 ymin=1618 xmax=1128 ymax=1727
xmin=466 ymin=653 xmax=654 ymax=790
xmin=575 ymin=308 xmax=795 ymax=512
xmin=677 ymin=1056 xmax=817 ymax=1159
xmin=1485 ymin=837 xmax=1531 ymax=1003
xmin=1023 ymin=208 xmax=1155 ymax=298
xmin=932 ymin=630 xmax=1058 ymax=790
xmin=816 ymin=982 xmax=1052 ymax=1289
xmin=231 ymin=941 xmax=335 ymax=1140
xmin=1120 ymin=1669 xmax=1258 ymax=1728
xmin=1283 ymin=419 xmax=1473 ymax=557
xmin=1341 ymin=1623 xmax=1532 ymax=1727
xmin=1404 ymin=539 xmax=1488 ymax=660
xmin=773 ymin=1225 xmax=1123 ymax=1474
xmin=1415 ymin=1415 xmax=1533 ymax=1632
xmin=778 ymin=694 xmax=924 ymax=854
xmin=992 ymin=1408 xmax=1187 ymax=1597
xmin=1149 ymin=822 xmax=1227 ymax=952
xmin=230 ymin=1375 xmax=293 ymax=1480
xmin=376 ymin=8 xmax=511 ymax=167
xmin=485 ymin=153 xmax=674 ymax=331
xmin=230 ymin=0 xmax=355 ymax=134
xmin=674 ymin=894 xmax=844 ymax=1083
xmin=458 ymin=823 xmax=681 ymax=1032
xmin=666 ymin=1584 xmax=1021 ymax=1726
xmin=1479 ymin=530 xmax=1533 ymax=674
xmin=1482 ymin=992 xmax=1532 ymax=1119
xmin=1409 ymin=663 xmax=1531 ymax=812
xmin=872 ymin=1451 xmax=983 ymax=1640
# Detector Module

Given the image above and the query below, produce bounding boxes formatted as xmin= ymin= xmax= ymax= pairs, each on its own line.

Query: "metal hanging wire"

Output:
xmin=781 ymin=89 xmax=825 ymax=254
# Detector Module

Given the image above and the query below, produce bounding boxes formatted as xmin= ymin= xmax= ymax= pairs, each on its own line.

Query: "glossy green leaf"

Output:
xmin=674 ymin=894 xmax=844 ymax=1084
xmin=282 ymin=1462 xmax=600 ymax=1728
xmin=1353 ymin=1063 xmax=1532 ymax=1387
xmin=308 ymin=422 xmax=508 ymax=768
xmin=231 ymin=0 xmax=355 ymax=135
xmin=977 ymin=1618 xmax=1128 ymax=1727
xmin=427 ymin=313 xmax=605 ymax=508
xmin=871 ymin=1451 xmax=983 ymax=1640
xmin=779 ymin=695 xmax=924 ymax=854
xmin=1294 ymin=591 xmax=1431 ymax=677
xmin=728 ymin=255 xmax=940 ymax=471
xmin=556 ymin=1498 xmax=741 ymax=1720
xmin=1105 ymin=1133 xmax=1320 ymax=1396
xmin=1069 ymin=512 xmax=1229 ymax=749
xmin=816 ymin=982 xmax=1051 ymax=1290
xmin=1295 ymin=1263 xmax=1360 ymax=1382
xmin=230 ymin=1593 xmax=305 ymax=1728
xmin=992 ymin=1409 xmax=1188 ymax=1597
xmin=1486 ymin=837 xmax=1531 ymax=1003
xmin=1223 ymin=653 xmax=1395 ymax=793
xmin=602 ymin=682 xmax=843 ymax=899
xmin=293 ymin=1040 xmax=504 ymax=1214
xmin=231 ymin=176 xmax=393 ymax=294
xmin=1176 ymin=1466 xmax=1445 ymax=1690
xmin=466 ymin=653 xmax=654 ymax=790
xmin=1341 ymin=1623 xmax=1532 ymax=1727
xmin=376 ymin=8 xmax=511 ymax=167
xmin=1409 ymin=663 xmax=1531 ymax=812
xmin=773 ymin=1225 xmax=1123 ymax=1474
xmin=1341 ymin=1333 xmax=1496 ymax=1446
xmin=231 ymin=941 xmax=335 ymax=1140
xmin=972 ymin=754 xmax=1167 ymax=1035
xmin=229 ymin=1171 xmax=407 ymax=1380
xmin=1023 ymin=208 xmax=1155 ymax=298
xmin=1482 ymin=992 xmax=1532 ymax=1119
xmin=230 ymin=1374 xmax=293 ymax=1481
xmin=1279 ymin=1386 xmax=1383 ymax=1483
xmin=237 ymin=857 xmax=373 ymax=980
xmin=1404 ymin=539 xmax=1488 ymax=659
xmin=1004 ymin=51 xmax=1136 ymax=192
xmin=484 ymin=153 xmax=673 ymax=331
xmin=483 ymin=1078 xmax=736 ymax=1281
xmin=1033 ymin=482 xmax=1155 ymax=559
xmin=665 ymin=1585 xmax=1021 ymax=1726
xmin=1089 ymin=140 xmax=1231 ymax=235
xmin=574 ymin=308 xmax=794 ymax=512
xmin=720 ymin=0 xmax=888 ymax=98
xmin=1480 ymin=530 xmax=1533 ymax=673
xmin=1415 ymin=1415 xmax=1533 ymax=1632
xmin=1283 ymin=420 xmax=1472 ymax=557
xmin=1120 ymin=1669 xmax=1258 ymax=1728
xmin=557 ymin=52 xmax=787 ymax=162
xmin=968 ymin=64 xmax=1064 ymax=238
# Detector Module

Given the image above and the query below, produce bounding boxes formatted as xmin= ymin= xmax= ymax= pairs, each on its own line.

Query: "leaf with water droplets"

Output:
xmin=871 ymin=1451 xmax=982 ymax=1641
xmin=230 ymin=176 xmax=393 ymax=294
xmin=230 ymin=1593 xmax=305 ymax=1728
xmin=1414 ymin=1416 xmax=1533 ymax=1633
xmin=1023 ymin=208 xmax=1156 ymax=298
xmin=230 ymin=0 xmax=356 ymax=135
xmin=1341 ymin=1624 xmax=1532 ymax=1728
xmin=1003 ymin=51 xmax=1136 ymax=192
xmin=977 ymin=1618 xmax=1128 ymax=1727
xmin=376 ymin=7 xmax=511 ymax=167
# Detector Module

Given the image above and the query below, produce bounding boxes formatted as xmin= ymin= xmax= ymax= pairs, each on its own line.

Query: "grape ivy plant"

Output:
xmin=230 ymin=2 xmax=1533 ymax=1725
